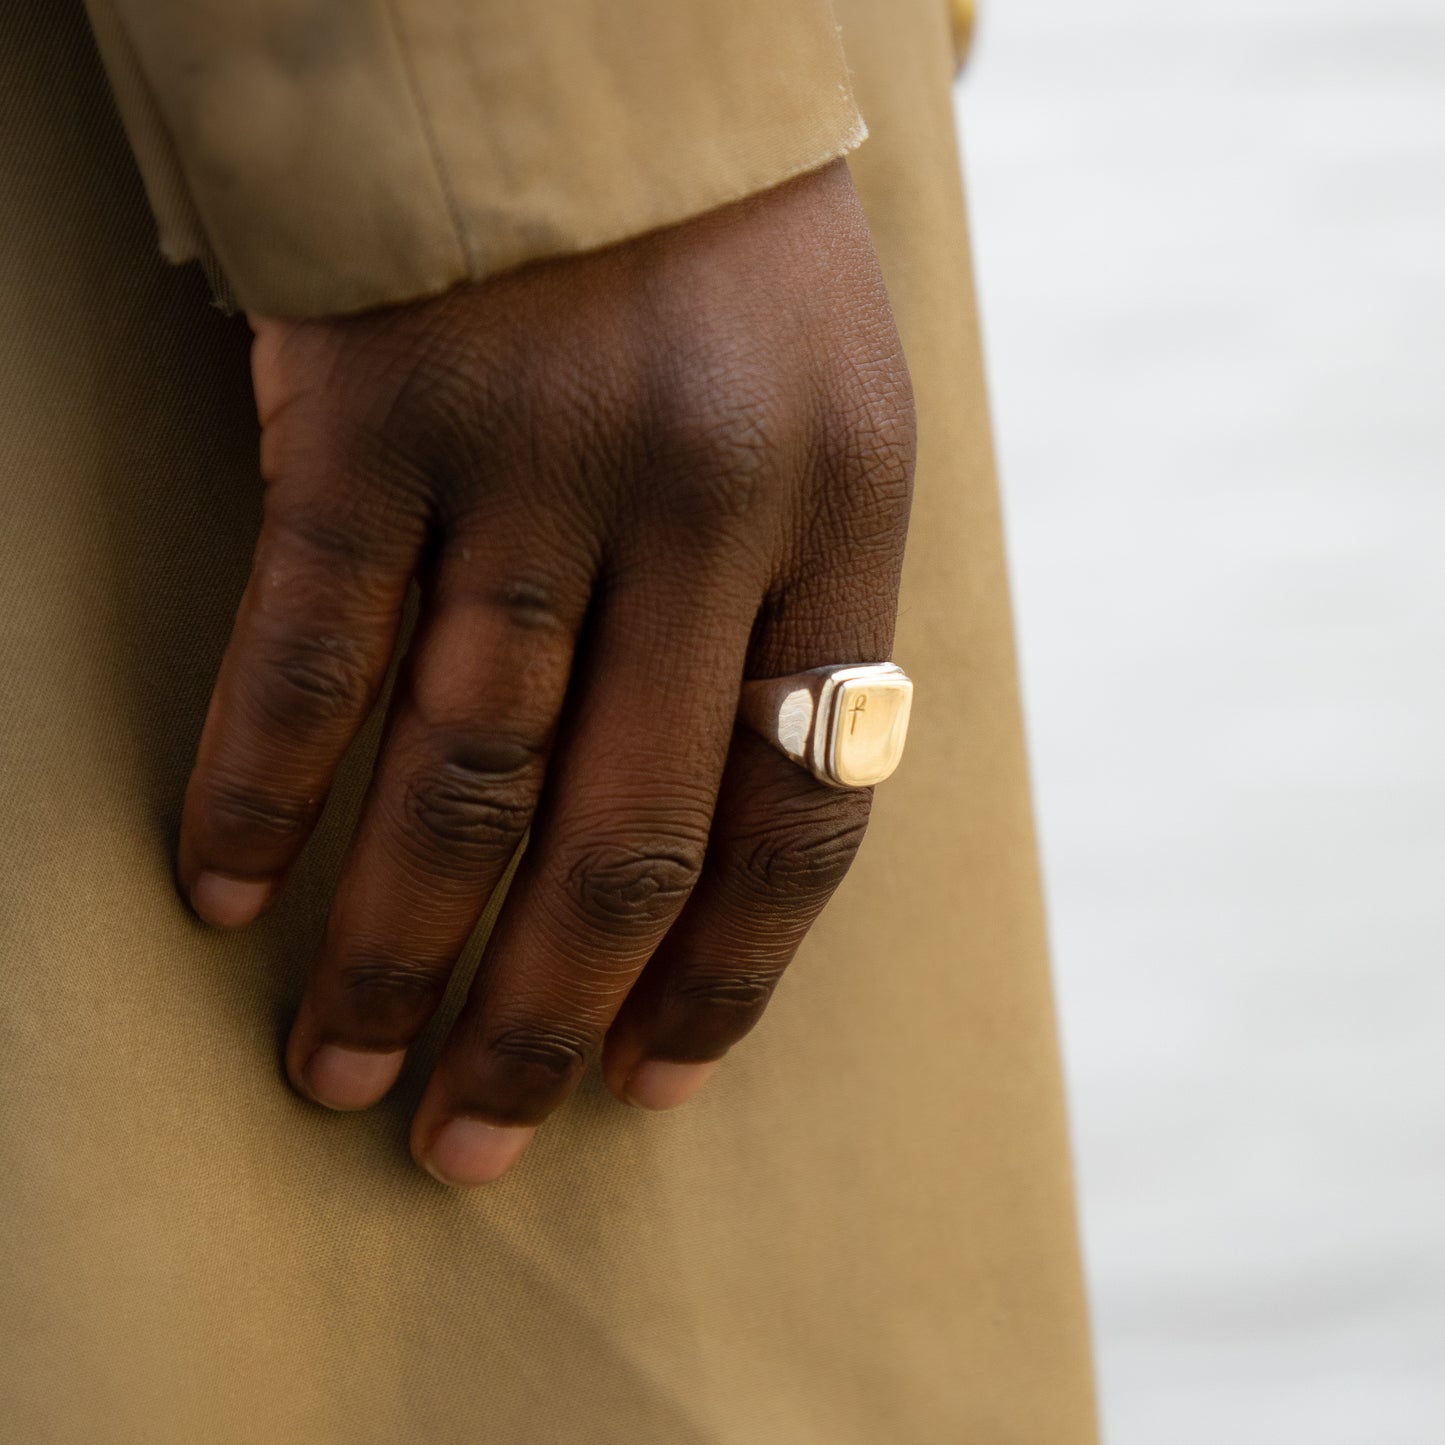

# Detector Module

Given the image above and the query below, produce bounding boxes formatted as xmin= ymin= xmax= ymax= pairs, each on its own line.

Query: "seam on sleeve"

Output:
xmin=379 ymin=0 xmax=477 ymax=276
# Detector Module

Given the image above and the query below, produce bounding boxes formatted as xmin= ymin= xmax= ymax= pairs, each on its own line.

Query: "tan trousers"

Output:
xmin=0 ymin=2 xmax=1097 ymax=1439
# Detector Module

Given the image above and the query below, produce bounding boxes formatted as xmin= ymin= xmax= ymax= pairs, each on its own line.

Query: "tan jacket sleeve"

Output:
xmin=82 ymin=0 xmax=865 ymax=318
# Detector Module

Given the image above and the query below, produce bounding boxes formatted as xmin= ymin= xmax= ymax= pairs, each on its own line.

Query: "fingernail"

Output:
xmin=301 ymin=1045 xmax=406 ymax=1111
xmin=623 ymin=1059 xmax=719 ymax=1111
xmin=190 ymin=872 xmax=272 ymax=929
xmin=423 ymin=1118 xmax=535 ymax=1187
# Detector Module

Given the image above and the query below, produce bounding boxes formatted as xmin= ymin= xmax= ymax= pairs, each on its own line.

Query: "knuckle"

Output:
xmin=478 ymin=1019 xmax=594 ymax=1118
xmin=830 ymin=430 xmax=914 ymax=530
xmin=262 ymin=427 xmax=430 ymax=566
xmin=389 ymin=356 xmax=500 ymax=484
xmin=862 ymin=403 xmax=918 ymax=501
xmin=649 ymin=375 xmax=787 ymax=528
xmin=488 ymin=1021 xmax=592 ymax=1080
xmin=491 ymin=578 xmax=571 ymax=635
xmin=378 ymin=320 xmax=581 ymax=497
xmin=739 ymin=793 xmax=872 ymax=902
xmin=336 ymin=953 xmax=450 ymax=1035
xmin=558 ymin=832 xmax=707 ymax=936
xmin=290 ymin=508 xmax=405 ymax=573
xmin=395 ymin=743 xmax=539 ymax=877
xmin=671 ymin=964 xmax=780 ymax=1023
xmin=813 ymin=335 xmax=917 ymax=539
xmin=387 ymin=317 xmax=513 ymax=430
xmin=243 ymin=630 xmax=376 ymax=735
xmin=206 ymin=777 xmax=316 ymax=847
xmin=835 ymin=369 xmax=917 ymax=504
xmin=266 ymin=493 xmax=390 ymax=572
xmin=650 ymin=960 xmax=785 ymax=1059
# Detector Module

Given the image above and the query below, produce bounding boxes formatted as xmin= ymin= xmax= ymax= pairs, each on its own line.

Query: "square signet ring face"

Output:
xmin=739 ymin=663 xmax=914 ymax=789
xmin=824 ymin=668 xmax=914 ymax=787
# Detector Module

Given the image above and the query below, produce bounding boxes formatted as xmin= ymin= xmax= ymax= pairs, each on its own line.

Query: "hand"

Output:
xmin=176 ymin=158 xmax=915 ymax=1186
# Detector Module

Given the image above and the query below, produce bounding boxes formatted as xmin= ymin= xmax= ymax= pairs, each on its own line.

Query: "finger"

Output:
xmin=409 ymin=566 xmax=757 ymax=1185
xmin=601 ymin=726 xmax=872 ymax=1110
xmin=600 ymin=418 xmax=911 ymax=1109
xmin=177 ymin=481 xmax=423 ymax=928
xmin=284 ymin=541 xmax=590 ymax=1111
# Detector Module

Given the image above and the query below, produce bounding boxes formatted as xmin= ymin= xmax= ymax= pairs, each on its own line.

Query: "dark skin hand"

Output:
xmin=176 ymin=157 xmax=915 ymax=1186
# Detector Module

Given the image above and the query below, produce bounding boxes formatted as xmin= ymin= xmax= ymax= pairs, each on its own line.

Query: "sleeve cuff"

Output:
xmin=86 ymin=0 xmax=866 ymax=317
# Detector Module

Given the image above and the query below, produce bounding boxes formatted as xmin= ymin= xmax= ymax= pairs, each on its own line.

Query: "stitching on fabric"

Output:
xmin=379 ymin=0 xmax=476 ymax=275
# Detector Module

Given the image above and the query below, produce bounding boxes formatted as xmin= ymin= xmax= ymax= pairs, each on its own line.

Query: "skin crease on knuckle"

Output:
xmin=186 ymin=791 xmax=306 ymax=928
xmin=737 ymin=793 xmax=873 ymax=905
xmin=632 ymin=796 xmax=873 ymax=1064
xmin=429 ymin=1016 xmax=599 ymax=1131
xmin=660 ymin=964 xmax=783 ymax=1056
xmin=333 ymin=954 xmax=452 ymax=1044
xmin=240 ymin=629 xmax=379 ymax=736
xmin=557 ymin=832 xmax=708 ymax=940
xmin=202 ymin=775 xmax=318 ymax=851
xmin=485 ymin=1020 xmax=593 ymax=1090
xmin=392 ymin=749 xmax=539 ymax=878
xmin=228 ymin=163 xmax=918 ymax=1177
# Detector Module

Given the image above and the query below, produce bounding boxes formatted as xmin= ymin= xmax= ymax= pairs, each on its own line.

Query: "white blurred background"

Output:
xmin=955 ymin=1 xmax=1445 ymax=1439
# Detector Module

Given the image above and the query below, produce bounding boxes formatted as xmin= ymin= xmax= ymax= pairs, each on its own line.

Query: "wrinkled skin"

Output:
xmin=175 ymin=158 xmax=915 ymax=1186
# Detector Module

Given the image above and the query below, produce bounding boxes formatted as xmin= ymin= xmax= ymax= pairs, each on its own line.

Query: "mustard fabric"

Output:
xmin=952 ymin=0 xmax=980 ymax=69
xmin=82 ymin=0 xmax=866 ymax=317
xmin=0 ymin=1 xmax=1097 ymax=1439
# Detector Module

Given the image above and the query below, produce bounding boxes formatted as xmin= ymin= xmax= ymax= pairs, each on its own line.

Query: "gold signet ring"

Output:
xmin=737 ymin=663 xmax=914 ymax=789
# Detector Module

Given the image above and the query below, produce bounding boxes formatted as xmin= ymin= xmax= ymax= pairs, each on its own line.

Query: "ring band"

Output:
xmin=737 ymin=663 xmax=914 ymax=789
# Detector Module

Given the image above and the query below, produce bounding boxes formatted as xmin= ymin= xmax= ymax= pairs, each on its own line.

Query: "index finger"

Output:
xmin=177 ymin=486 xmax=420 ymax=927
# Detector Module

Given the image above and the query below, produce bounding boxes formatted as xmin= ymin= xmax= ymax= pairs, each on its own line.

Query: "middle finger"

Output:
xmin=409 ymin=556 xmax=759 ymax=1184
